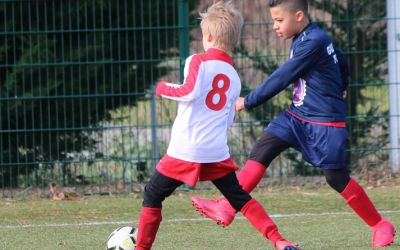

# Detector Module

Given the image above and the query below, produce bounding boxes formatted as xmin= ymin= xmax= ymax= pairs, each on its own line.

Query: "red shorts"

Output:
xmin=156 ymin=154 xmax=239 ymax=187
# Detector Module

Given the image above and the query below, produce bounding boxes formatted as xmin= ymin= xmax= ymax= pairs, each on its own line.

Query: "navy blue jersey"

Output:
xmin=244 ymin=23 xmax=349 ymax=123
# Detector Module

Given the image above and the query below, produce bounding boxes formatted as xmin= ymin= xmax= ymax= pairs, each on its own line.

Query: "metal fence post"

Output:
xmin=387 ymin=0 xmax=400 ymax=173
xmin=151 ymin=85 xmax=159 ymax=170
xmin=179 ymin=0 xmax=189 ymax=81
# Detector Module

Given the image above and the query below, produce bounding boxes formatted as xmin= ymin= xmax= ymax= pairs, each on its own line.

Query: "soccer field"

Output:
xmin=0 ymin=182 xmax=399 ymax=250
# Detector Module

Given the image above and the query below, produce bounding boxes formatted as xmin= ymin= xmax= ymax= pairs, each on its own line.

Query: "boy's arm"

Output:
xmin=156 ymin=55 xmax=201 ymax=102
xmin=244 ymin=39 xmax=321 ymax=109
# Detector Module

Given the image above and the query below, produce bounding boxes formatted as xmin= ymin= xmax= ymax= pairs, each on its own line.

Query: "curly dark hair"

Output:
xmin=269 ymin=0 xmax=309 ymax=15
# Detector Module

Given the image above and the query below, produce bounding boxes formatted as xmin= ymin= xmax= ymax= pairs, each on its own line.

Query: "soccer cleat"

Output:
xmin=191 ymin=196 xmax=236 ymax=227
xmin=371 ymin=218 xmax=396 ymax=247
xmin=274 ymin=240 xmax=302 ymax=250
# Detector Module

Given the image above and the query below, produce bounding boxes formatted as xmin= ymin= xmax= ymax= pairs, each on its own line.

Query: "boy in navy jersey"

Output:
xmin=192 ymin=0 xmax=396 ymax=247
xmin=135 ymin=1 xmax=299 ymax=249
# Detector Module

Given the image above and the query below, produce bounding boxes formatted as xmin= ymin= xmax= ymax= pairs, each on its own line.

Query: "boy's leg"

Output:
xmin=136 ymin=207 xmax=162 ymax=250
xmin=210 ymin=172 xmax=300 ymax=250
xmin=192 ymin=159 xmax=266 ymax=227
xmin=136 ymin=171 xmax=183 ymax=250
xmin=238 ymin=132 xmax=290 ymax=192
xmin=192 ymin=132 xmax=290 ymax=226
xmin=324 ymin=169 xmax=396 ymax=247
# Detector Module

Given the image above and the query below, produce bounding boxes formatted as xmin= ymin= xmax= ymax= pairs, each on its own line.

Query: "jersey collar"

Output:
xmin=205 ymin=48 xmax=234 ymax=66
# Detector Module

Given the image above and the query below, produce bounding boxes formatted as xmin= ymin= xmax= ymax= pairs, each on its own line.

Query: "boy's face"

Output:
xmin=270 ymin=5 xmax=304 ymax=39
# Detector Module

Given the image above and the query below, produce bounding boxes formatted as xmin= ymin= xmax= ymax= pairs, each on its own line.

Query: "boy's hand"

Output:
xmin=235 ymin=97 xmax=245 ymax=112
xmin=155 ymin=81 xmax=167 ymax=96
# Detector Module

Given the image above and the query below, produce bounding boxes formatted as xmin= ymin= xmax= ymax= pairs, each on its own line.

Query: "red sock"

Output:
xmin=136 ymin=207 xmax=162 ymax=250
xmin=240 ymin=198 xmax=284 ymax=244
xmin=237 ymin=160 xmax=267 ymax=193
xmin=340 ymin=178 xmax=382 ymax=227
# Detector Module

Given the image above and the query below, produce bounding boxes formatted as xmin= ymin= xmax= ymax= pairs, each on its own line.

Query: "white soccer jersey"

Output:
xmin=157 ymin=48 xmax=241 ymax=163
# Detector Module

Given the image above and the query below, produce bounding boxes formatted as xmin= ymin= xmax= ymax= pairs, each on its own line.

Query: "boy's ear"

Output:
xmin=295 ymin=10 xmax=305 ymax=22
xmin=207 ymin=33 xmax=213 ymax=42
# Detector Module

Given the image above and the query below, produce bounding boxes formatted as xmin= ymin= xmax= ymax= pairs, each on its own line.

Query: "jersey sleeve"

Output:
xmin=244 ymin=38 xmax=322 ymax=109
xmin=227 ymin=107 xmax=235 ymax=127
xmin=157 ymin=55 xmax=202 ymax=102
xmin=335 ymin=47 xmax=350 ymax=92
xmin=227 ymin=93 xmax=239 ymax=127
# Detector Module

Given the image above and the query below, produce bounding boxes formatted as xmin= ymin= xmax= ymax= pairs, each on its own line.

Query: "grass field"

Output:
xmin=0 ymin=180 xmax=399 ymax=250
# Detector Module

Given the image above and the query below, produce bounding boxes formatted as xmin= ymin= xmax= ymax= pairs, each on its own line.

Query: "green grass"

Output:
xmin=0 ymin=182 xmax=399 ymax=250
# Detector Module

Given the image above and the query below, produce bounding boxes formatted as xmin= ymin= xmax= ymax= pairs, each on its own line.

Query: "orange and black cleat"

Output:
xmin=274 ymin=239 xmax=302 ymax=250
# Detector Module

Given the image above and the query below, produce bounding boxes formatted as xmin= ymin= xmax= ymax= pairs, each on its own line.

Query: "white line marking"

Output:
xmin=1 ymin=210 xmax=399 ymax=229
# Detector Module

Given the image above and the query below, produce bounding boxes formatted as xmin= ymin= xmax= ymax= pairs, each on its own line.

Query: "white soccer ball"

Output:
xmin=106 ymin=226 xmax=138 ymax=250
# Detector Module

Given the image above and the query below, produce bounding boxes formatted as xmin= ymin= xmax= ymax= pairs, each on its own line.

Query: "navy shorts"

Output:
xmin=266 ymin=112 xmax=348 ymax=169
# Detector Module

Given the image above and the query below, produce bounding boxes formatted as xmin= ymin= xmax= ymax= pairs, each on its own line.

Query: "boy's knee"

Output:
xmin=142 ymin=184 xmax=164 ymax=208
xmin=324 ymin=168 xmax=350 ymax=193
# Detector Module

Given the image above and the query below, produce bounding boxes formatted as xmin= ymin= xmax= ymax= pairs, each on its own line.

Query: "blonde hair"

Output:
xmin=199 ymin=1 xmax=243 ymax=51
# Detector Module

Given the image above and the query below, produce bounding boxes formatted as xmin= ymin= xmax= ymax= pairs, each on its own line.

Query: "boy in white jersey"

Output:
xmin=135 ymin=1 xmax=300 ymax=250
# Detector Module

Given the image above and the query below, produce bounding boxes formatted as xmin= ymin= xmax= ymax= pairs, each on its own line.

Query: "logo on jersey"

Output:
xmin=292 ymin=78 xmax=307 ymax=107
xmin=326 ymin=43 xmax=338 ymax=64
